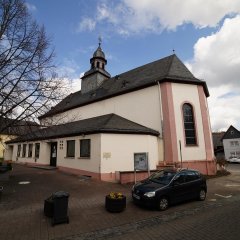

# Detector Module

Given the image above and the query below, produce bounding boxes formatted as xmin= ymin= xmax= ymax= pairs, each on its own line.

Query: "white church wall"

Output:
xmin=100 ymin=134 xmax=159 ymax=173
xmin=41 ymin=86 xmax=163 ymax=134
xmin=171 ymin=83 xmax=206 ymax=161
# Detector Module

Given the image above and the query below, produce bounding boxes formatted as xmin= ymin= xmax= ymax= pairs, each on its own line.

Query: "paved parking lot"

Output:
xmin=1 ymin=163 xmax=240 ymax=240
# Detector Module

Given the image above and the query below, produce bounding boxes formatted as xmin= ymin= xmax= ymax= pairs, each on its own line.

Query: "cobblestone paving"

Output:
xmin=1 ymin=164 xmax=240 ymax=240
xmin=53 ymin=197 xmax=240 ymax=240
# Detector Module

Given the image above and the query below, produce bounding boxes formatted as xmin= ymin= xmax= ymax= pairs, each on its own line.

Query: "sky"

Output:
xmin=25 ymin=0 xmax=240 ymax=132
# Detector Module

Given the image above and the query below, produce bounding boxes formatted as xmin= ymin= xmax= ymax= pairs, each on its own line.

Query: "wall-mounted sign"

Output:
xmin=103 ymin=152 xmax=111 ymax=159
xmin=134 ymin=152 xmax=148 ymax=171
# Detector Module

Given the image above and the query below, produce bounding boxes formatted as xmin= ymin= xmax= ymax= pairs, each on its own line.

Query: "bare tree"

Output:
xmin=0 ymin=0 xmax=68 ymax=133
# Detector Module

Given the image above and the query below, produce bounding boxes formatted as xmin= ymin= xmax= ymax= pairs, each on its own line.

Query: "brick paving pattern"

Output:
xmin=0 ymin=164 xmax=240 ymax=240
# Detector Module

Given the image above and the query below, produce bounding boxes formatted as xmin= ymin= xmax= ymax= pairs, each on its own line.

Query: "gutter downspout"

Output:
xmin=157 ymin=81 xmax=164 ymax=164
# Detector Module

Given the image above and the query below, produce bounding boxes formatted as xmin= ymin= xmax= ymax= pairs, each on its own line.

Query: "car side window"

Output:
xmin=174 ymin=173 xmax=186 ymax=184
xmin=185 ymin=171 xmax=200 ymax=182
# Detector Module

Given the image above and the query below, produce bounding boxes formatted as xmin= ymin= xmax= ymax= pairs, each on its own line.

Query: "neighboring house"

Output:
xmin=0 ymin=117 xmax=39 ymax=161
xmin=221 ymin=125 xmax=240 ymax=161
xmin=5 ymin=43 xmax=216 ymax=183
xmin=212 ymin=132 xmax=225 ymax=160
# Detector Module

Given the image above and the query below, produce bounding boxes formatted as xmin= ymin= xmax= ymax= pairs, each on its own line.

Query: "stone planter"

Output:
xmin=105 ymin=195 xmax=126 ymax=213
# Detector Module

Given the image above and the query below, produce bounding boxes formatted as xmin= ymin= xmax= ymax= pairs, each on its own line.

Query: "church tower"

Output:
xmin=81 ymin=38 xmax=111 ymax=94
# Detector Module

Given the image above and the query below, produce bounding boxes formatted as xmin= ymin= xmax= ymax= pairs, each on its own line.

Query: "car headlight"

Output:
xmin=144 ymin=191 xmax=155 ymax=197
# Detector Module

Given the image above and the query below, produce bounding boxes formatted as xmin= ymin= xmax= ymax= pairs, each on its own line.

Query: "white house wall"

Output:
xmin=171 ymin=83 xmax=206 ymax=161
xmin=223 ymin=138 xmax=240 ymax=160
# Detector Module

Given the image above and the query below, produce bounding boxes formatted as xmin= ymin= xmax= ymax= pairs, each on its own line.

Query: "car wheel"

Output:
xmin=199 ymin=189 xmax=206 ymax=201
xmin=158 ymin=197 xmax=169 ymax=211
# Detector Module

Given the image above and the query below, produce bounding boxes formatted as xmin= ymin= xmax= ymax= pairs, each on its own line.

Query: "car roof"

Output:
xmin=162 ymin=168 xmax=199 ymax=174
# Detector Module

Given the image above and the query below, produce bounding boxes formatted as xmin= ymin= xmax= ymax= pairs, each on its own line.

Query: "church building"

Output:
xmin=5 ymin=42 xmax=216 ymax=183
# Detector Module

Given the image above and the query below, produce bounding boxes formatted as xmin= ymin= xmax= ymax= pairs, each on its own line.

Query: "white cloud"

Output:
xmin=189 ymin=15 xmax=240 ymax=88
xmin=123 ymin=0 xmax=240 ymax=29
xmin=57 ymin=59 xmax=83 ymax=93
xmin=88 ymin=0 xmax=240 ymax=35
xmin=186 ymin=15 xmax=240 ymax=131
xmin=77 ymin=17 xmax=96 ymax=32
xmin=70 ymin=74 xmax=83 ymax=93
xmin=208 ymin=86 xmax=240 ymax=132
xmin=25 ymin=3 xmax=37 ymax=12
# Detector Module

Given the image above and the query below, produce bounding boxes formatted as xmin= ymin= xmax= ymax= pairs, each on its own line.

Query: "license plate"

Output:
xmin=133 ymin=193 xmax=140 ymax=200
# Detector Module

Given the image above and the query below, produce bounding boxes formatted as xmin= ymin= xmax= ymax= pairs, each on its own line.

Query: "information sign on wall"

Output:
xmin=134 ymin=152 xmax=148 ymax=171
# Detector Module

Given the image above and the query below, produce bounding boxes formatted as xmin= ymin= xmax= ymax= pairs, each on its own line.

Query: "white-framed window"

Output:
xmin=22 ymin=144 xmax=27 ymax=157
xmin=230 ymin=152 xmax=235 ymax=157
xmin=66 ymin=140 xmax=75 ymax=157
xmin=28 ymin=144 xmax=33 ymax=157
xmin=35 ymin=143 xmax=40 ymax=158
xmin=230 ymin=151 xmax=240 ymax=157
xmin=80 ymin=139 xmax=91 ymax=158
xmin=17 ymin=144 xmax=21 ymax=157
xmin=230 ymin=141 xmax=239 ymax=147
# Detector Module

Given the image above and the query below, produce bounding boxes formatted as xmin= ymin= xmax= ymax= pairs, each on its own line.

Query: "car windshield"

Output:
xmin=149 ymin=170 xmax=175 ymax=185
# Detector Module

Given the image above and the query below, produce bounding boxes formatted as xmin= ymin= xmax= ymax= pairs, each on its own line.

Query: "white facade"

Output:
xmin=7 ymin=133 xmax=159 ymax=182
xmin=41 ymin=85 xmax=162 ymax=133
xmin=5 ymin=52 xmax=217 ymax=182
xmin=172 ymin=84 xmax=207 ymax=161
xmin=41 ymin=83 xmax=212 ymax=163
xmin=223 ymin=138 xmax=240 ymax=160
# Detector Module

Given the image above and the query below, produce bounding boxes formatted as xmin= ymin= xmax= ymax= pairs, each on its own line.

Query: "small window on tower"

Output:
xmin=97 ymin=62 xmax=100 ymax=68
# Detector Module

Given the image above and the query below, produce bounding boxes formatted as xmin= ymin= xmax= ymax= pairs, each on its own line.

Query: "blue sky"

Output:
xmin=26 ymin=0 xmax=240 ymax=132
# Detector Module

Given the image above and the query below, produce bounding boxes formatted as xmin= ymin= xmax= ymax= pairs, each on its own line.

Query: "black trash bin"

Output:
xmin=44 ymin=191 xmax=70 ymax=226
xmin=44 ymin=196 xmax=54 ymax=217
xmin=0 ymin=186 xmax=3 ymax=196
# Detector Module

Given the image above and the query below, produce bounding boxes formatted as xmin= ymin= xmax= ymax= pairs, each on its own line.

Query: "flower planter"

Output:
xmin=105 ymin=195 xmax=126 ymax=213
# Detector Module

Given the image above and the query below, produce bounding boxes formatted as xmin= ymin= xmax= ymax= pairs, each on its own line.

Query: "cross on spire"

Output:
xmin=98 ymin=36 xmax=102 ymax=47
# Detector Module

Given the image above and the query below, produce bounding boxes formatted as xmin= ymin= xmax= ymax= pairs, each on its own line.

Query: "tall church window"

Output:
xmin=183 ymin=103 xmax=196 ymax=145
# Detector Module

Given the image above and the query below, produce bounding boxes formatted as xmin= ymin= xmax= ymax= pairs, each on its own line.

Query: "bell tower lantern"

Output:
xmin=81 ymin=38 xmax=111 ymax=94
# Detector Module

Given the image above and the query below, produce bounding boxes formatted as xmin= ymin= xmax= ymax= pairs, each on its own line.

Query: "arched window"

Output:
xmin=183 ymin=103 xmax=196 ymax=145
